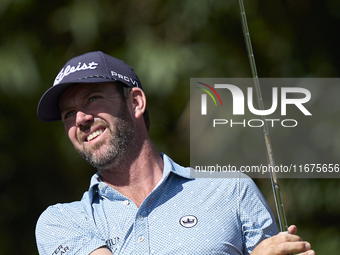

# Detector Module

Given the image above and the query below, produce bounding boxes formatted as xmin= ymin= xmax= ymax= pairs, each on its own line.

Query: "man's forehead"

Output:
xmin=59 ymin=82 xmax=118 ymax=107
xmin=63 ymin=82 xmax=118 ymax=97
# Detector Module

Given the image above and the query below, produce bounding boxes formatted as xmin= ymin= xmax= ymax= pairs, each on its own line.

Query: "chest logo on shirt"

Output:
xmin=179 ymin=215 xmax=198 ymax=228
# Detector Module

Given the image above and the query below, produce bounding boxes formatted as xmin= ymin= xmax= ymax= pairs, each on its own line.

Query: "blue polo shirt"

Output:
xmin=36 ymin=154 xmax=278 ymax=254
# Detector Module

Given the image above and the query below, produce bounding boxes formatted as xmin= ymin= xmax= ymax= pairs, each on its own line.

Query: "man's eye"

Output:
xmin=89 ymin=96 xmax=101 ymax=102
xmin=64 ymin=111 xmax=75 ymax=120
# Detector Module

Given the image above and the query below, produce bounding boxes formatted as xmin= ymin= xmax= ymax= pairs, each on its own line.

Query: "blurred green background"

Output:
xmin=0 ymin=0 xmax=339 ymax=254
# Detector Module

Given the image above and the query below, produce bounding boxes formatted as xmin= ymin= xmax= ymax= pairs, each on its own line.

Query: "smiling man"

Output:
xmin=35 ymin=51 xmax=314 ymax=255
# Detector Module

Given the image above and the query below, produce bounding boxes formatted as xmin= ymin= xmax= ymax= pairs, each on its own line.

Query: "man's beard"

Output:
xmin=75 ymin=104 xmax=136 ymax=171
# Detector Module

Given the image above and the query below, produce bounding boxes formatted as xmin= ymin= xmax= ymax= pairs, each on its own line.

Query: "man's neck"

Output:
xmin=98 ymin=139 xmax=164 ymax=207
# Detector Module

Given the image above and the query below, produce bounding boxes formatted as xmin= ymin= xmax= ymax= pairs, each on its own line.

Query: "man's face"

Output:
xmin=59 ymin=82 xmax=136 ymax=170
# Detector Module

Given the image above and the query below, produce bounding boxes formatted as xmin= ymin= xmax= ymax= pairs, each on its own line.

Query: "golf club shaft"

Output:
xmin=238 ymin=0 xmax=289 ymax=233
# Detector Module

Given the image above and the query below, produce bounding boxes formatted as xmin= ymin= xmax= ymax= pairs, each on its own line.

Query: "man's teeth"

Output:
xmin=86 ymin=129 xmax=104 ymax=142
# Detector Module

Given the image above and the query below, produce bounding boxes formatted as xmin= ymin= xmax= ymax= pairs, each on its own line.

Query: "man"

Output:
xmin=36 ymin=51 xmax=315 ymax=255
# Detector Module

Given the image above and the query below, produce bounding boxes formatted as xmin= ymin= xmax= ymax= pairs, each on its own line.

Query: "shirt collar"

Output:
xmin=161 ymin=153 xmax=192 ymax=179
xmin=87 ymin=154 xmax=193 ymax=202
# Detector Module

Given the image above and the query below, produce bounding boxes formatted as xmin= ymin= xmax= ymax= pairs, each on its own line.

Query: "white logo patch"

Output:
xmin=179 ymin=215 xmax=198 ymax=228
xmin=54 ymin=62 xmax=99 ymax=85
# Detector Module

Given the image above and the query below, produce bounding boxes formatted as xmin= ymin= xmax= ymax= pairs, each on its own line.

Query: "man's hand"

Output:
xmin=90 ymin=247 xmax=113 ymax=255
xmin=251 ymin=225 xmax=315 ymax=255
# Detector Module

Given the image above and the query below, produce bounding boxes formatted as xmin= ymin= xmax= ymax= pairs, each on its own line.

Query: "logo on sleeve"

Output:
xmin=52 ymin=245 xmax=69 ymax=255
xmin=179 ymin=215 xmax=198 ymax=228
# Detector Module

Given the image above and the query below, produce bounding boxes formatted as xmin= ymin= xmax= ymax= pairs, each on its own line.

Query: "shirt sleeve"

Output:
xmin=239 ymin=177 xmax=279 ymax=255
xmin=35 ymin=203 xmax=107 ymax=255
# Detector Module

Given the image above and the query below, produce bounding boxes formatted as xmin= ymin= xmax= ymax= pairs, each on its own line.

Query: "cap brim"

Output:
xmin=37 ymin=78 xmax=118 ymax=122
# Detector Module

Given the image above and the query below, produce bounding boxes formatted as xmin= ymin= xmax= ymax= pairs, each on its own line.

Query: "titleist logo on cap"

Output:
xmin=53 ymin=62 xmax=99 ymax=85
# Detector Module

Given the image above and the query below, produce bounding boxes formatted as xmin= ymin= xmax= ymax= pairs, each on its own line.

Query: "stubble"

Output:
xmin=75 ymin=102 xmax=136 ymax=171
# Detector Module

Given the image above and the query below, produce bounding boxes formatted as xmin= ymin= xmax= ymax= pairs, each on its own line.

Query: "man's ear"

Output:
xmin=130 ymin=87 xmax=146 ymax=119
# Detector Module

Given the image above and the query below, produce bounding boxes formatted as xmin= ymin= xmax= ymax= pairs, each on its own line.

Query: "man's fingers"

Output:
xmin=284 ymin=225 xmax=315 ymax=255
xmin=287 ymin=225 xmax=297 ymax=235
xmin=298 ymin=250 xmax=315 ymax=255
xmin=277 ymin=231 xmax=302 ymax=243
xmin=250 ymin=227 xmax=314 ymax=255
xmin=276 ymin=241 xmax=313 ymax=255
xmin=274 ymin=232 xmax=314 ymax=255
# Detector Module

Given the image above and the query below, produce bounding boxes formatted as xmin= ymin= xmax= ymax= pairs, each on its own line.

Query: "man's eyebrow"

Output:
xmin=59 ymin=86 xmax=110 ymax=114
xmin=80 ymin=88 xmax=105 ymax=99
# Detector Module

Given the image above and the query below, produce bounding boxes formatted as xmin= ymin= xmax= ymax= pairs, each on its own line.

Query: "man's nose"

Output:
xmin=75 ymin=110 xmax=93 ymax=127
